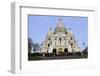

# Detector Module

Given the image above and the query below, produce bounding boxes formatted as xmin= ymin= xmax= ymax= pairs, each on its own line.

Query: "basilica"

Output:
xmin=41 ymin=18 xmax=80 ymax=55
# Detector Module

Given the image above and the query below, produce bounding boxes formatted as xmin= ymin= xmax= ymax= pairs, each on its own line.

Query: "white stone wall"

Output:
xmin=41 ymin=19 xmax=80 ymax=53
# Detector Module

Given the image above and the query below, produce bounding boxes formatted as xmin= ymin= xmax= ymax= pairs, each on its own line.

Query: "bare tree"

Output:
xmin=28 ymin=38 xmax=33 ymax=54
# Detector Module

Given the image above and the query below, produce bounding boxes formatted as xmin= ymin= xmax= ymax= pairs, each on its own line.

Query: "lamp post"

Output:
xmin=82 ymin=42 xmax=85 ymax=56
xmin=47 ymin=44 xmax=50 ymax=56
xmin=83 ymin=42 xmax=85 ymax=49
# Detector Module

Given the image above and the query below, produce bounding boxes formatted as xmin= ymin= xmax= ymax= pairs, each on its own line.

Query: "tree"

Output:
xmin=28 ymin=38 xmax=33 ymax=53
xmin=28 ymin=38 xmax=40 ymax=52
xmin=83 ymin=46 xmax=88 ymax=56
xmin=33 ymin=43 xmax=40 ymax=51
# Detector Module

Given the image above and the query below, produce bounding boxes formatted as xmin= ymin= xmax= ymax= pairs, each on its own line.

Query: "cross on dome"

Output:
xmin=59 ymin=18 xmax=62 ymax=21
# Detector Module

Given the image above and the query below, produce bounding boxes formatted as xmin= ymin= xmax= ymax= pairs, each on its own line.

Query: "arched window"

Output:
xmin=70 ymin=37 xmax=72 ymax=40
xmin=48 ymin=44 xmax=50 ymax=47
xmin=53 ymin=48 xmax=57 ymax=54
xmin=48 ymin=38 xmax=51 ymax=40
xmin=71 ymin=43 xmax=73 ymax=47
xmin=64 ymin=48 xmax=68 ymax=54
xmin=59 ymin=38 xmax=61 ymax=44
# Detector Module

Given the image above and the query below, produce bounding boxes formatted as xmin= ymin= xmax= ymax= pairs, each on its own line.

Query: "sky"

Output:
xmin=28 ymin=15 xmax=88 ymax=50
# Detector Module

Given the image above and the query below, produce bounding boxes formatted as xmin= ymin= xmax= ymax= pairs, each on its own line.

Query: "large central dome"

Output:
xmin=55 ymin=18 xmax=67 ymax=33
xmin=56 ymin=18 xmax=64 ymax=28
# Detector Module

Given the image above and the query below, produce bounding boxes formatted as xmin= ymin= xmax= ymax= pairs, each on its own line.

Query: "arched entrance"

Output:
xmin=58 ymin=48 xmax=63 ymax=51
xmin=53 ymin=48 xmax=57 ymax=54
xmin=64 ymin=48 xmax=68 ymax=54
xmin=58 ymin=48 xmax=63 ymax=55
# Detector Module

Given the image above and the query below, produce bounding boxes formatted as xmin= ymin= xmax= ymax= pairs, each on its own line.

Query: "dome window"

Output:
xmin=70 ymin=37 xmax=72 ymax=40
xmin=48 ymin=38 xmax=51 ymax=40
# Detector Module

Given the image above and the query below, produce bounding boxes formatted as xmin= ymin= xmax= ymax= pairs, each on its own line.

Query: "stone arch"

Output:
xmin=53 ymin=48 xmax=57 ymax=54
xmin=64 ymin=48 xmax=68 ymax=54
xmin=58 ymin=48 xmax=63 ymax=52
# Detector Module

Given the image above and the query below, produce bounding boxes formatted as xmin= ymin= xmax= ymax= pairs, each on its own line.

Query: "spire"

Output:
xmin=50 ymin=27 xmax=52 ymax=31
xmin=47 ymin=27 xmax=53 ymax=35
xmin=69 ymin=27 xmax=71 ymax=30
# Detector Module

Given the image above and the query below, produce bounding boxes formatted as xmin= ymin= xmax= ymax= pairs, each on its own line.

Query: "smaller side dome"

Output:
xmin=47 ymin=27 xmax=53 ymax=35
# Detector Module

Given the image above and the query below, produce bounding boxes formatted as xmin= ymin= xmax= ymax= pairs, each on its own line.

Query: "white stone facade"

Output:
xmin=41 ymin=18 xmax=80 ymax=54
